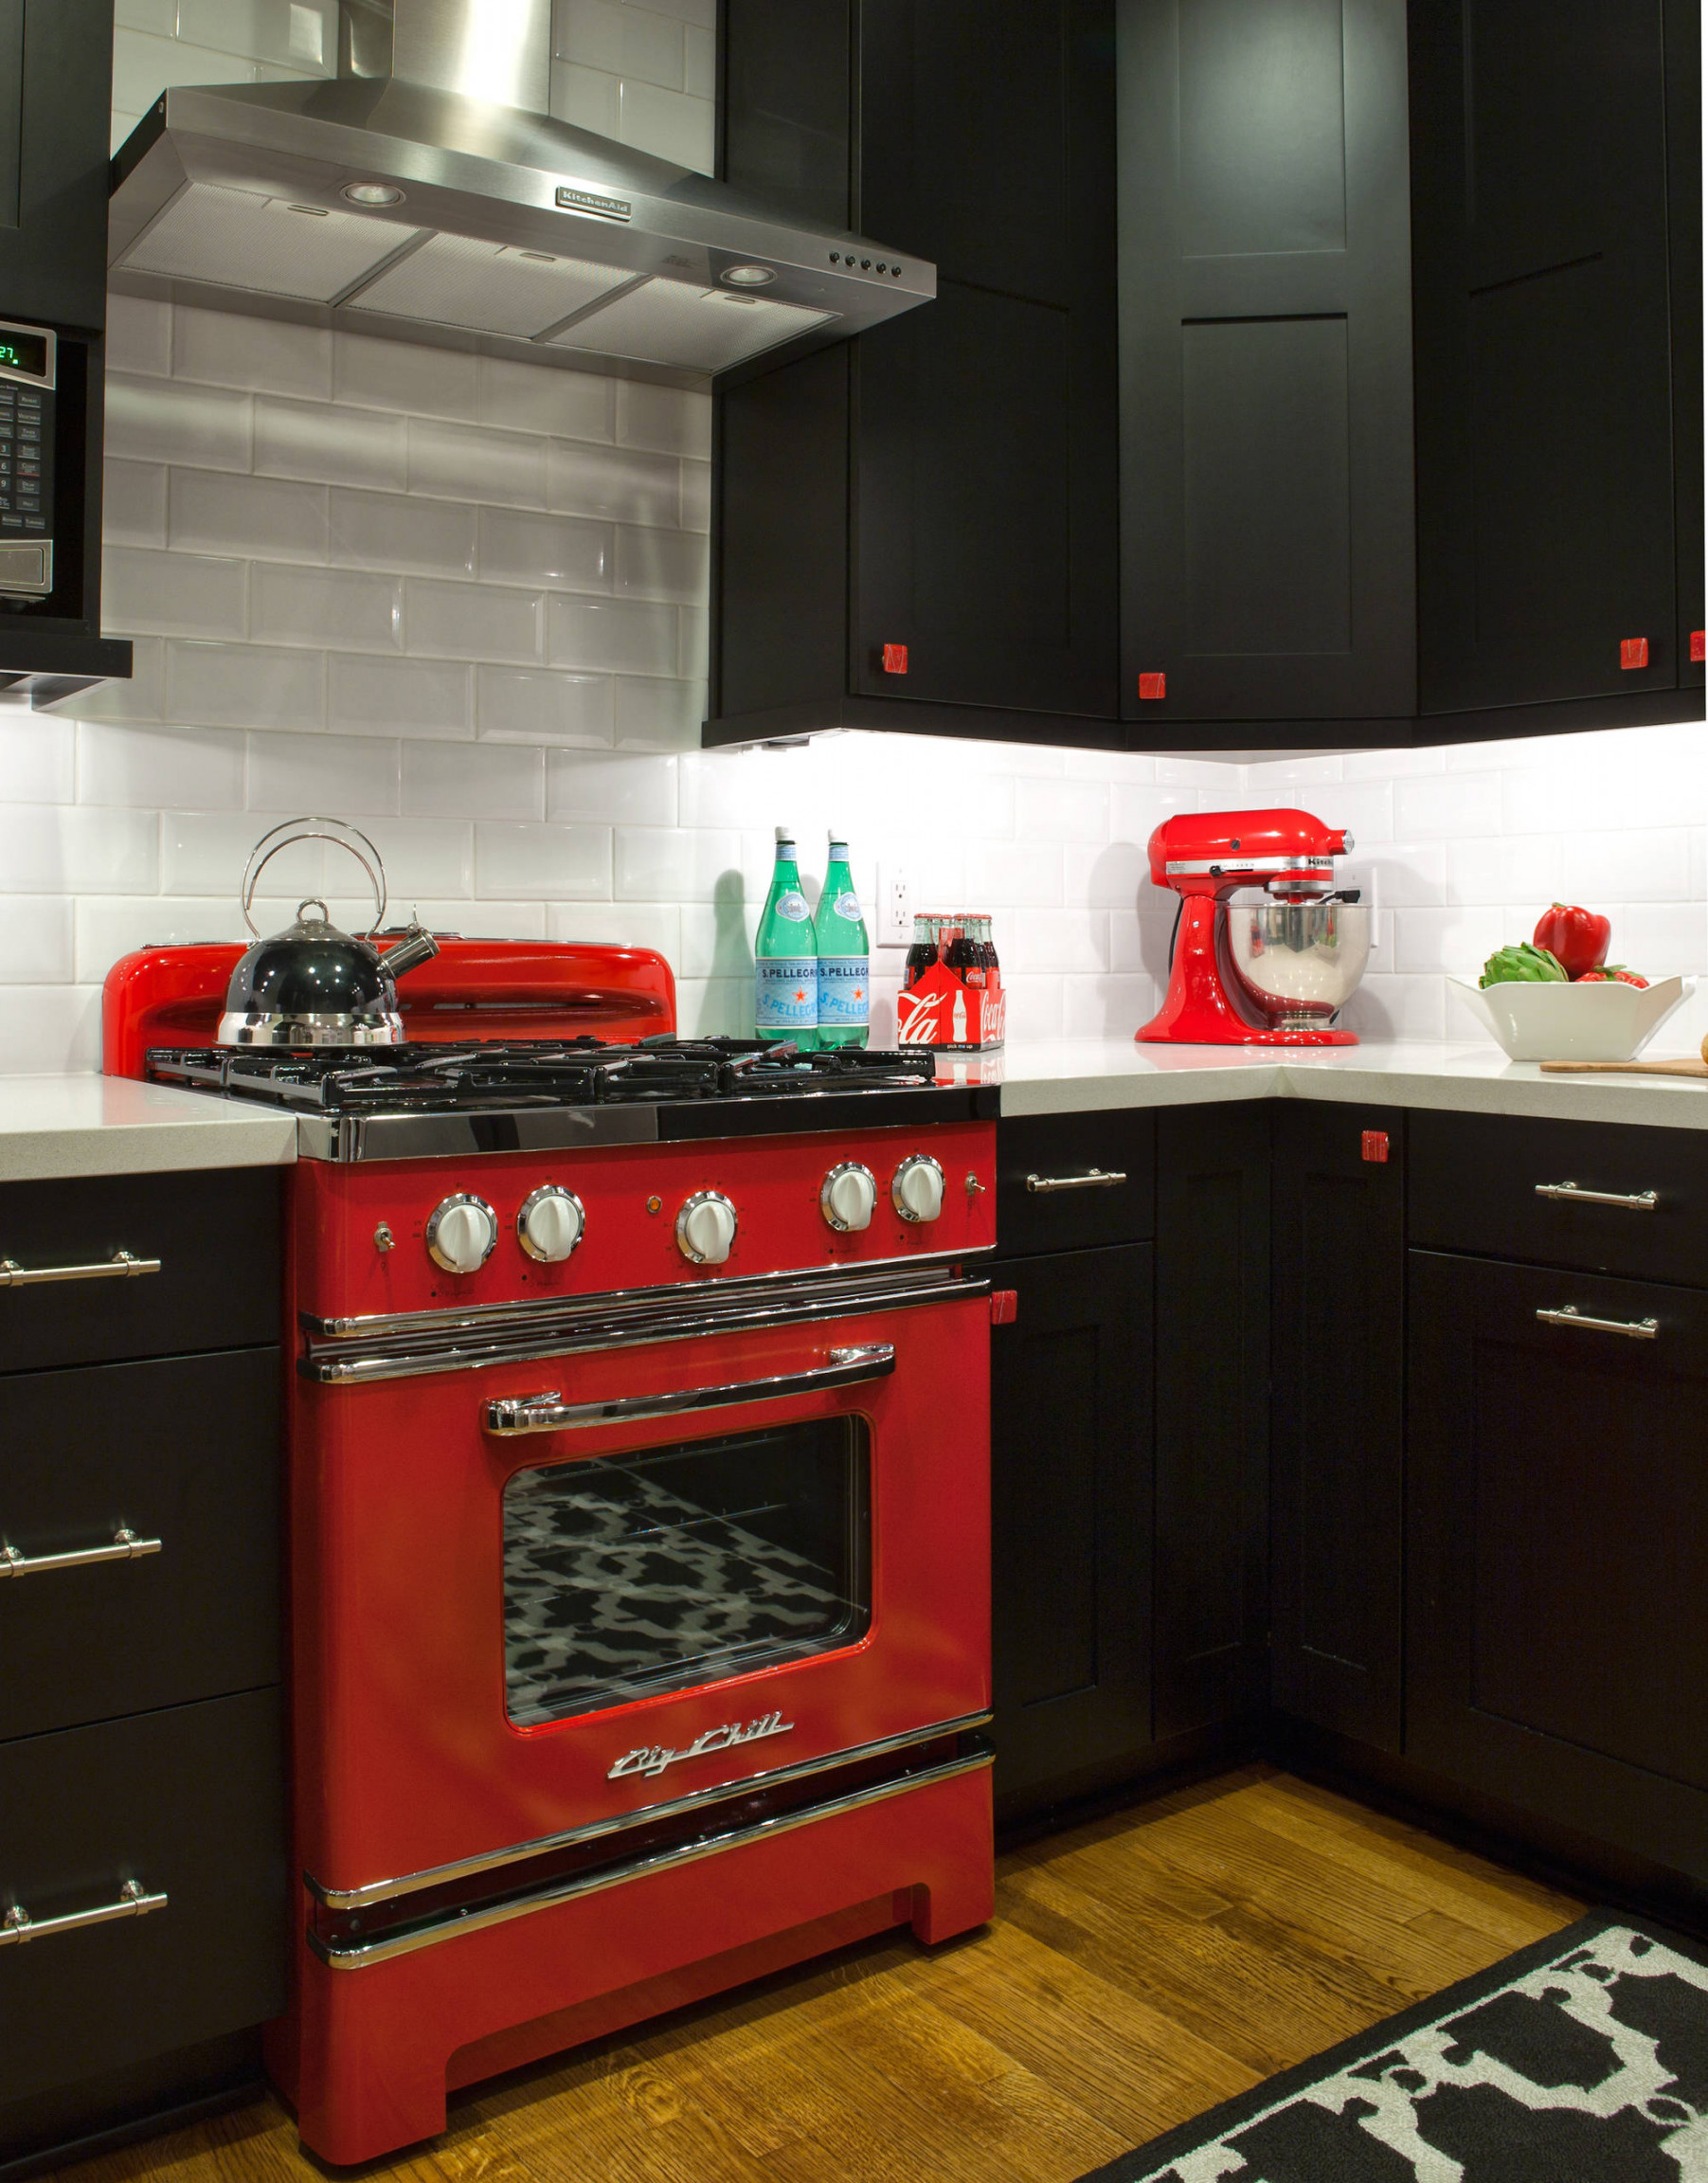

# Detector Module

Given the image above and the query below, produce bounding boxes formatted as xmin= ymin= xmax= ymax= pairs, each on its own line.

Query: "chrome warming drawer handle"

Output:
xmin=485 ymin=1343 xmax=897 ymax=1435
xmin=0 ymin=1251 xmax=161 ymax=1288
xmin=1025 ymin=1169 xmax=1128 ymax=1194
xmin=1537 ymin=1306 xmax=1660 ymax=1341
xmin=0 ymin=1527 xmax=162 ymax=1579
xmin=1535 ymin=1182 xmax=1659 ymax=1212
xmin=1 ymin=1878 xmax=167 ymax=1947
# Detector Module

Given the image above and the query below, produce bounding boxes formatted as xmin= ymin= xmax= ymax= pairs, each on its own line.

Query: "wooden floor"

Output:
xmin=53 ymin=1767 xmax=1582 ymax=2183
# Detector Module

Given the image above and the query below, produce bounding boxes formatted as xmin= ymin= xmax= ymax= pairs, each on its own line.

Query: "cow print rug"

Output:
xmin=1079 ymin=1914 xmax=1708 ymax=2182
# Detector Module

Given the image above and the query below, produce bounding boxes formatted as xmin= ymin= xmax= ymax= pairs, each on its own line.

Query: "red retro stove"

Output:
xmin=105 ymin=940 xmax=998 ymax=2165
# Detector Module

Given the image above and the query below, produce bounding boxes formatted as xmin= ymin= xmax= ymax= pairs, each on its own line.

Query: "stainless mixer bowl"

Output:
xmin=1223 ymin=899 xmax=1372 ymax=1029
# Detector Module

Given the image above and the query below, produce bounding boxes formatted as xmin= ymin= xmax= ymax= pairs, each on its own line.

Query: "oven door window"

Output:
xmin=502 ymin=1416 xmax=871 ymax=1725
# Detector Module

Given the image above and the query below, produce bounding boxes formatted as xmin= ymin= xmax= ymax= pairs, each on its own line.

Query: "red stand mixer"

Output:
xmin=1136 ymin=807 xmax=1370 ymax=1046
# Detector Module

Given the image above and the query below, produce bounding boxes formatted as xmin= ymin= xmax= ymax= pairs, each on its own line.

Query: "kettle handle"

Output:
xmin=240 ymin=818 xmax=387 ymax=938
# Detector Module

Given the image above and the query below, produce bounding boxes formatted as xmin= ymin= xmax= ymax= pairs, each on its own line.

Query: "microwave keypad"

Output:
xmin=0 ymin=382 xmax=51 ymax=537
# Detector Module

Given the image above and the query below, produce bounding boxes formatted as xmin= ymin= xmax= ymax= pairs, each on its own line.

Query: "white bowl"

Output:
xmin=1448 ymin=975 xmax=1691 ymax=1062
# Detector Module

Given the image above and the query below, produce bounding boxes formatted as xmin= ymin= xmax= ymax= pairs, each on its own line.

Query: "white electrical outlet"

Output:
xmin=876 ymin=862 xmax=912 ymax=947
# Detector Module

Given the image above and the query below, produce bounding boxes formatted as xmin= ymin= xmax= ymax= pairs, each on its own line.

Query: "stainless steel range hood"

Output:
xmin=107 ymin=0 xmax=933 ymax=384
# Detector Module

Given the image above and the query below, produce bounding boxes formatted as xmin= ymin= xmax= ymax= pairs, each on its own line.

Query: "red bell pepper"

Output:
xmin=1533 ymin=903 xmax=1610 ymax=981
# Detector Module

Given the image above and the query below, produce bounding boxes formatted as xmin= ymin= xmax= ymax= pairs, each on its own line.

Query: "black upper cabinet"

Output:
xmin=1120 ymin=0 xmax=1416 ymax=727
xmin=711 ymin=0 xmax=1121 ymax=745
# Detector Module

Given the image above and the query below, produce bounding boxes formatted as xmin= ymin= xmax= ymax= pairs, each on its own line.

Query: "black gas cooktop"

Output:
xmin=145 ymin=1038 xmax=995 ymax=1158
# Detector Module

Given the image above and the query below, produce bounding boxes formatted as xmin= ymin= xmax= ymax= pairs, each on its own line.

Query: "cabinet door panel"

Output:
xmin=1408 ymin=1250 xmax=1708 ymax=1881
xmin=1154 ymin=1105 xmax=1270 ymax=1735
xmin=1270 ymin=1105 xmax=1404 ymax=1749
xmin=990 ymin=1244 xmax=1153 ymax=1812
xmin=1120 ymin=0 xmax=1414 ymax=721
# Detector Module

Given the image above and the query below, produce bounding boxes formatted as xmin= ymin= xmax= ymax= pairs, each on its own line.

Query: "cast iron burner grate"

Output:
xmin=144 ymin=1037 xmax=941 ymax=1113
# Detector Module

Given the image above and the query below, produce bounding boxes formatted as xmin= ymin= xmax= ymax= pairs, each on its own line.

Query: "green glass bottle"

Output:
xmin=754 ymin=826 xmax=818 ymax=1051
xmin=815 ymin=834 xmax=870 ymax=1049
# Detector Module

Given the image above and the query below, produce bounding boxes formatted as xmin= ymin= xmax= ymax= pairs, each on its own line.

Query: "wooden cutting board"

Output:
xmin=1539 ymin=1058 xmax=1708 ymax=1078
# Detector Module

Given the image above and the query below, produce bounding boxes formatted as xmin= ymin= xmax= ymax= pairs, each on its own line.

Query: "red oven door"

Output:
xmin=292 ymin=1289 xmax=990 ymax=1900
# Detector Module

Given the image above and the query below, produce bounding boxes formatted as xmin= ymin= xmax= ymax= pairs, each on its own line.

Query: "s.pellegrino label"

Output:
xmin=816 ymin=835 xmax=870 ymax=1048
xmin=755 ymin=829 xmax=818 ymax=1047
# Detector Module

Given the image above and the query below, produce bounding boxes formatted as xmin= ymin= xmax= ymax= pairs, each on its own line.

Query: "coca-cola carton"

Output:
xmin=895 ymin=914 xmax=1005 ymax=1050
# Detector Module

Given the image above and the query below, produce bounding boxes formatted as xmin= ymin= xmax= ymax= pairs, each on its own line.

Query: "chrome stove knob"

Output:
xmin=820 ymin=1161 xmax=878 ymax=1233
xmin=891 ymin=1153 xmax=945 ymax=1224
xmin=517 ymin=1184 xmax=585 ymax=1263
xmin=425 ymin=1193 xmax=498 ymax=1274
xmin=676 ymin=1190 xmax=738 ymax=1265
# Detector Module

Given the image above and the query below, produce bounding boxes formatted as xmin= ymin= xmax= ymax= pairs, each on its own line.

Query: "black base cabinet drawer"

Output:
xmin=1411 ymin=1110 xmax=1708 ymax=1286
xmin=996 ymin=1110 xmax=1156 ymax=1259
xmin=0 ymin=1170 xmax=280 ymax=1374
xmin=0 ymin=1689 xmax=286 ymax=2108
xmin=0 ymin=1348 xmax=280 ymax=1741
xmin=1408 ymin=1249 xmax=1708 ymax=1884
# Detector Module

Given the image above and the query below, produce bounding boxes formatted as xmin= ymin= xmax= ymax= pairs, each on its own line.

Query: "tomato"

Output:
xmin=1578 ymin=966 xmax=1649 ymax=988
xmin=1533 ymin=903 xmax=1611 ymax=980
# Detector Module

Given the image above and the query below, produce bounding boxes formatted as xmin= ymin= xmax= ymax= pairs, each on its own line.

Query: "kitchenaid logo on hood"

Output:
xmin=556 ymin=184 xmax=632 ymax=222
xmin=607 ymin=1710 xmax=794 ymax=1781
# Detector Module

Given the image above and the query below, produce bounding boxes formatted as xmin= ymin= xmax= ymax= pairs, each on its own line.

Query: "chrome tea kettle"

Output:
xmin=218 ymin=818 xmax=439 ymax=1048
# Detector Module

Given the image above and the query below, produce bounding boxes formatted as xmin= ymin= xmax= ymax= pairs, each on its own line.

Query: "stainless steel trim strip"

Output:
xmin=1163 ymin=855 xmax=1335 ymax=876
xmin=296 ymin=1105 xmax=662 ymax=1164
xmin=486 ymin=1343 xmax=895 ymax=1434
xmin=0 ymin=1526 xmax=162 ymax=1579
xmin=1 ymin=1879 xmax=167 ymax=1947
xmin=300 ymin=1261 xmax=991 ymax=1385
xmin=1535 ymin=1181 xmax=1660 ymax=1212
xmin=0 ymin=1251 xmax=160 ymax=1289
xmin=308 ymin=1709 xmax=994 ymax=1910
xmin=309 ymin=1740 xmax=994 ymax=1967
xmin=1537 ymin=1306 xmax=1660 ymax=1340
xmin=1025 ymin=1169 xmax=1128 ymax=1194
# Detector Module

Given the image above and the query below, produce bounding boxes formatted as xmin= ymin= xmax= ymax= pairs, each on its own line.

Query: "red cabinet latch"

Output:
xmin=882 ymin=642 xmax=908 ymax=675
xmin=1138 ymin=671 xmax=1167 ymax=701
xmin=1361 ymin=1130 xmax=1390 ymax=1164
xmin=990 ymin=1290 xmax=1018 ymax=1326
xmin=1692 ymin=630 xmax=1705 ymax=663
xmin=1621 ymin=637 xmax=1650 ymax=671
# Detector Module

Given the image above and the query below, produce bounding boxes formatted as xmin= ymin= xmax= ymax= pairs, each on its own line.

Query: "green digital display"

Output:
xmin=0 ymin=333 xmax=47 ymax=380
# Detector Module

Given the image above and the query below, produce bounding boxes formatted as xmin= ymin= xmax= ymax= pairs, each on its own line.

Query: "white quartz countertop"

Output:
xmin=954 ymin=1037 xmax=1708 ymax=1132
xmin=3 ymin=1036 xmax=1708 ymax=1184
xmin=0 ymin=1075 xmax=298 ymax=1182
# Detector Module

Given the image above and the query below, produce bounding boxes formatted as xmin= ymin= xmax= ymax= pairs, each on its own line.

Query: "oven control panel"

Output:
xmin=293 ymin=1121 xmax=998 ymax=1322
xmin=0 ymin=319 xmax=55 ymax=599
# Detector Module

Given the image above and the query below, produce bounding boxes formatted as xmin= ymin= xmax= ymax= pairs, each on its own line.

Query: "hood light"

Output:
xmin=342 ymin=182 xmax=407 ymax=207
xmin=722 ymin=264 xmax=776 ymax=286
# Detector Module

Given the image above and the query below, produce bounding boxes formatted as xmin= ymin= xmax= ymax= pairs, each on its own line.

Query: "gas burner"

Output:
xmin=144 ymin=1037 xmax=942 ymax=1115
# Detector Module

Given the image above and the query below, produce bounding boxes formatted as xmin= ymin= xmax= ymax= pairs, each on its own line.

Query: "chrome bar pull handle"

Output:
xmin=0 ymin=1527 xmax=163 ymax=1579
xmin=1025 ymin=1169 xmax=1128 ymax=1194
xmin=1535 ymin=1182 xmax=1659 ymax=1212
xmin=0 ymin=1250 xmax=161 ymax=1288
xmin=0 ymin=1878 xmax=168 ymax=1947
xmin=1537 ymin=1306 xmax=1660 ymax=1341
xmin=485 ymin=1343 xmax=897 ymax=1435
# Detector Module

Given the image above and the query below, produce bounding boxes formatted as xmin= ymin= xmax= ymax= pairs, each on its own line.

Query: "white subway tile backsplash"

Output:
xmin=548 ymin=594 xmax=678 ymax=676
xmin=0 ymin=805 xmax=159 ymax=895
xmin=0 ymin=897 xmax=73 ymax=983
xmin=1394 ymin=771 xmax=1503 ymax=840
xmin=1391 ymin=906 xmax=1504 ymax=978
xmin=1562 ymin=826 xmax=1695 ymax=904
xmin=548 ymin=441 xmax=682 ymax=527
xmin=616 ymin=381 xmax=712 ymax=458
xmin=0 ymin=717 xmax=75 ymax=803
xmin=476 ymin=665 xmax=613 ymax=747
xmin=475 ymin=821 xmax=611 ymax=899
xmin=78 ymin=722 xmax=244 ymax=812
xmin=330 ymin=490 xmax=477 ymax=578
xmin=172 ymin=304 xmax=333 ymax=398
xmin=547 ymin=749 xmax=677 ymax=825
xmin=61 ymin=638 xmax=166 ymax=725
xmin=1063 ymin=973 xmax=1156 ymax=1040
xmin=1618 ymin=902 xmax=1708 ymax=977
xmin=1014 ymin=778 xmax=1109 ymax=844
xmin=965 ymin=842 xmax=1062 ymax=909
xmin=106 ymin=295 xmax=171 ymax=379
xmin=328 ymin=653 xmax=472 ymax=740
xmin=409 ymin=419 xmax=547 ymax=509
xmin=1445 ymin=833 xmax=1567 ymax=908
xmin=614 ymin=526 xmax=707 ymax=604
xmin=253 ymin=563 xmax=402 ymax=652
xmin=102 ymin=546 xmax=247 ymax=640
xmin=404 ymin=741 xmax=545 ymax=821
xmin=684 ymin=23 xmax=714 ymax=96
xmin=333 ymin=333 xmax=479 ymax=421
xmin=169 ymin=469 xmax=328 ymax=562
xmin=106 ymin=373 xmax=251 ymax=471
xmin=557 ymin=0 xmax=685 ymax=86
xmin=615 ymin=826 xmax=741 ymax=902
xmin=175 ymin=0 xmax=335 ymax=70
xmin=674 ymin=900 xmax=752 ymax=978
xmin=680 ymin=460 xmax=710 ymax=534
xmin=405 ymin=579 xmax=543 ymax=665
xmin=619 ymin=77 xmax=715 ymax=171
xmin=677 ymin=604 xmax=709 ymax=680
xmin=1001 ymin=909 xmax=1112 ymax=976
xmin=613 ymin=675 xmax=705 ymax=750
xmin=360 ymin=819 xmax=474 ymax=898
xmin=0 ymin=987 xmax=101 ymax=1073
xmin=1109 ymin=783 xmax=1198 ymax=844
xmin=247 ymin=729 xmax=399 ymax=816
xmin=102 ymin=460 xmax=169 ymax=546
xmin=1342 ymin=974 xmax=1448 ymax=1042
xmin=477 ymin=509 xmax=611 ymax=592
xmin=74 ymin=895 xmax=244 ymax=983
xmin=255 ymin=395 xmax=407 ymax=489
xmin=476 ymin=355 xmax=613 ymax=442
xmin=548 ymin=899 xmax=681 ymax=962
xmin=163 ymin=811 xmax=324 ymax=897
xmin=549 ymin=58 xmax=622 ymax=135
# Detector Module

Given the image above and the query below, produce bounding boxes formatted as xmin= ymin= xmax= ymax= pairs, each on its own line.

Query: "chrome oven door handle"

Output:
xmin=0 ymin=1527 xmax=162 ymax=1579
xmin=1024 ymin=1169 xmax=1127 ymax=1193
xmin=0 ymin=1251 xmax=161 ymax=1288
xmin=1 ymin=1878 xmax=168 ymax=1946
xmin=484 ymin=1343 xmax=897 ymax=1435
xmin=1535 ymin=1182 xmax=1659 ymax=1212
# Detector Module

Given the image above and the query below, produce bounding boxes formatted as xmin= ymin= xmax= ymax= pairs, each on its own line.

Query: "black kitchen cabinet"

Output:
xmin=1153 ymin=1103 xmax=1271 ymax=1737
xmin=710 ymin=0 xmax=1122 ymax=748
xmin=1407 ymin=1248 xmax=1708 ymax=1887
xmin=1269 ymin=1103 xmax=1405 ymax=1751
xmin=990 ymin=1243 xmax=1155 ymax=1816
